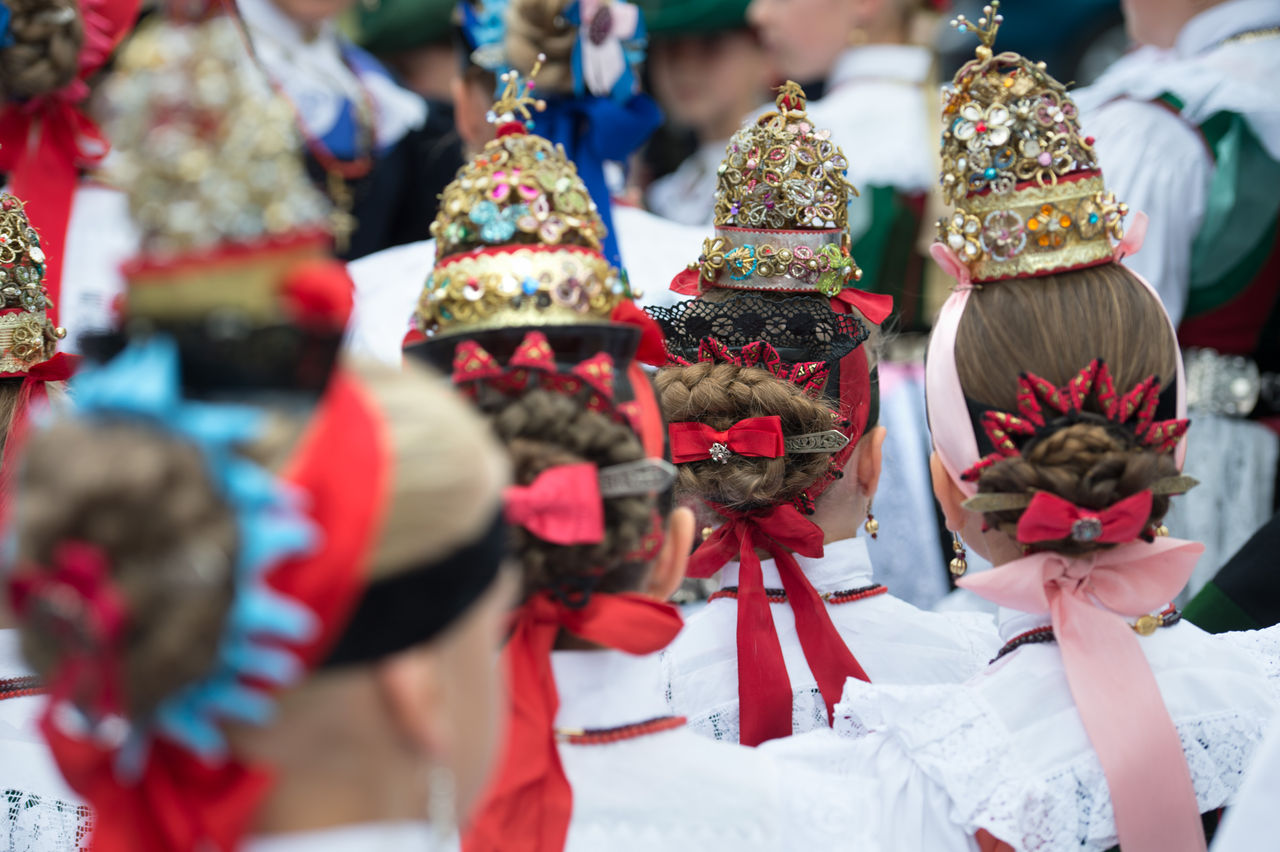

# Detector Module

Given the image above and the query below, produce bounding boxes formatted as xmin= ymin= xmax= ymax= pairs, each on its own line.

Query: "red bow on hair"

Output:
xmin=689 ymin=503 xmax=869 ymax=745
xmin=829 ymin=288 xmax=893 ymax=325
xmin=609 ymin=300 xmax=667 ymax=367
xmin=505 ymin=464 xmax=605 ymax=545
xmin=464 ymin=591 xmax=683 ymax=852
xmin=1016 ymin=490 xmax=1154 ymax=545
xmin=668 ymin=416 xmax=785 ymax=464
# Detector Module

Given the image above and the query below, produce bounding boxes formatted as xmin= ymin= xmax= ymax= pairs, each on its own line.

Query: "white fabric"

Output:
xmin=553 ymin=649 xmax=881 ymax=852
xmin=1213 ymin=709 xmax=1280 ymax=850
xmin=808 ymin=45 xmax=936 ymax=195
xmin=342 ymin=205 xmax=710 ymax=364
xmin=0 ymin=629 xmax=91 ymax=851
xmin=244 ymin=821 xmax=442 ymax=852
xmin=662 ymin=536 xmax=1000 ymax=743
xmin=645 ymin=140 xmax=726 ymax=226
xmin=1075 ymin=0 xmax=1280 ymax=324
xmin=235 ymin=0 xmax=425 ymax=150
xmin=832 ymin=614 xmax=1280 ymax=852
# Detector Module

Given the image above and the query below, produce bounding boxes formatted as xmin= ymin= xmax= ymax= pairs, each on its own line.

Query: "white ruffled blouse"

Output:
xmin=662 ymin=536 xmax=1000 ymax=743
xmin=244 ymin=821 xmax=442 ymax=852
xmin=829 ymin=611 xmax=1280 ymax=852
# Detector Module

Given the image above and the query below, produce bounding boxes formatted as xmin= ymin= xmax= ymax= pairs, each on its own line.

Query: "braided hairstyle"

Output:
xmin=953 ymin=262 xmax=1181 ymax=554
xmin=471 ymin=382 xmax=660 ymax=601
xmin=0 ymin=0 xmax=83 ymax=103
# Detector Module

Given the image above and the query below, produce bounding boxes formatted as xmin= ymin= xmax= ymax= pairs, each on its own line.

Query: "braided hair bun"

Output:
xmin=0 ymin=0 xmax=83 ymax=103
xmin=505 ymin=0 xmax=576 ymax=93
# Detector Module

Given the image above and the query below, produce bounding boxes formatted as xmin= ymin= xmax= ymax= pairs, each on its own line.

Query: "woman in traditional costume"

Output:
xmin=650 ymin=83 xmax=998 ymax=746
xmin=833 ymin=11 xmax=1280 ymax=850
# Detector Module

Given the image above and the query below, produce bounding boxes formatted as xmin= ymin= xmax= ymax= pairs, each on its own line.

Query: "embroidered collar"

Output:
xmin=551 ymin=649 xmax=672 ymax=732
xmin=719 ymin=534 xmax=874 ymax=595
xmin=1174 ymin=0 xmax=1280 ymax=56
xmin=826 ymin=44 xmax=933 ymax=91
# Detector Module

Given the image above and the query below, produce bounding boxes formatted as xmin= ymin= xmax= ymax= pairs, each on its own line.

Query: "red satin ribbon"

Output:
xmin=0 ymin=352 xmax=79 ymax=524
xmin=1017 ymin=490 xmax=1153 ymax=544
xmin=689 ymin=503 xmax=869 ymax=745
xmin=668 ymin=416 xmax=785 ymax=464
xmin=505 ymin=464 xmax=605 ymax=546
xmin=463 ymin=592 xmax=683 ymax=852
xmin=609 ymin=300 xmax=667 ymax=367
xmin=830 ymin=287 xmax=893 ymax=325
xmin=0 ymin=0 xmax=140 ymax=328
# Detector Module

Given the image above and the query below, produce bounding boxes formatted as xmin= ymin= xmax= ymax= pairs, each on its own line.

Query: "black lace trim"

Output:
xmin=647 ymin=294 xmax=868 ymax=365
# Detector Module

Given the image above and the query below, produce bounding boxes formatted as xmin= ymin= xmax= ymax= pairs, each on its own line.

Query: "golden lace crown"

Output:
xmin=938 ymin=2 xmax=1128 ymax=282
xmin=102 ymin=12 xmax=334 ymax=324
xmin=690 ymin=82 xmax=863 ymax=297
xmin=0 ymin=194 xmax=66 ymax=374
xmin=417 ymin=59 xmax=632 ymax=338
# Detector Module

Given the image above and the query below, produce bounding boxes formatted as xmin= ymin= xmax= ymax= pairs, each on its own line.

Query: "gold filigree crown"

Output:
xmin=686 ymin=82 xmax=863 ymax=298
xmin=937 ymin=2 xmax=1128 ymax=282
xmin=417 ymin=61 xmax=632 ymax=338
xmin=102 ymin=13 xmax=335 ymax=325
xmin=0 ymin=194 xmax=67 ymax=374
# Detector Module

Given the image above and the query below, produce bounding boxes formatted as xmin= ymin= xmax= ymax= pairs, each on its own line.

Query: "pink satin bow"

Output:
xmin=668 ymin=416 xmax=785 ymax=464
xmin=1016 ymin=490 xmax=1153 ymax=544
xmin=959 ymin=537 xmax=1207 ymax=852
xmin=504 ymin=464 xmax=605 ymax=545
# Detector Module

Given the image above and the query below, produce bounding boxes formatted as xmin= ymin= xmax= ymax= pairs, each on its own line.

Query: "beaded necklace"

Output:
xmin=707 ymin=582 xmax=887 ymax=606
xmin=555 ymin=715 xmax=686 ymax=745
xmin=0 ymin=675 xmax=44 ymax=701
xmin=990 ymin=605 xmax=1182 ymax=664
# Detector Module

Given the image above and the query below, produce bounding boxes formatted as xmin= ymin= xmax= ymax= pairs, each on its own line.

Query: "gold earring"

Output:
xmin=1154 ymin=523 xmax=1170 ymax=537
xmin=863 ymin=500 xmax=879 ymax=539
xmin=949 ymin=533 xmax=968 ymax=577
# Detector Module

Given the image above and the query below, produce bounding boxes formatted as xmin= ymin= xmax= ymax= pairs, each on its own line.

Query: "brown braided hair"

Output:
xmin=0 ymin=0 xmax=83 ymax=103
xmin=953 ymin=262 xmax=1181 ymax=553
xmin=656 ymin=360 xmax=840 ymax=512
xmin=471 ymin=385 xmax=658 ymax=601
xmin=505 ymin=0 xmax=576 ymax=93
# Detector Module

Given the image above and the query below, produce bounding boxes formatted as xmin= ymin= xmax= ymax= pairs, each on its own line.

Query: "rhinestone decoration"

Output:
xmin=709 ymin=442 xmax=732 ymax=464
xmin=1070 ymin=516 xmax=1103 ymax=542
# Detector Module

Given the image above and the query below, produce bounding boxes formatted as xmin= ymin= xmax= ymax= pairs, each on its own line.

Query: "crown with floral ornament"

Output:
xmin=678 ymin=82 xmax=862 ymax=298
xmin=100 ymin=10 xmax=339 ymax=327
xmin=0 ymin=194 xmax=67 ymax=374
xmin=416 ymin=59 xmax=635 ymax=338
xmin=937 ymin=2 xmax=1128 ymax=282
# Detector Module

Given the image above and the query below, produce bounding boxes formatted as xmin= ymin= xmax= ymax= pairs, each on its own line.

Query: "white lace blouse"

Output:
xmin=830 ymin=612 xmax=1280 ymax=852
xmin=244 ymin=821 xmax=441 ymax=852
xmin=662 ymin=536 xmax=1000 ymax=743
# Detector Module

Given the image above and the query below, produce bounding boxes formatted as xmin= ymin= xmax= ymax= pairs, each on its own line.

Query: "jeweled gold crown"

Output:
xmin=937 ymin=2 xmax=1128 ymax=282
xmin=417 ymin=62 xmax=632 ymax=338
xmin=0 ymin=194 xmax=67 ymax=374
xmin=102 ymin=12 xmax=334 ymax=325
xmin=686 ymin=82 xmax=863 ymax=297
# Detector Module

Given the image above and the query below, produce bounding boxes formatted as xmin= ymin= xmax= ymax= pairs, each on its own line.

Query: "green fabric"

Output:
xmin=636 ymin=0 xmax=751 ymax=35
xmin=1183 ymin=580 xmax=1263 ymax=634
xmin=1159 ymin=93 xmax=1280 ymax=319
xmin=357 ymin=0 xmax=455 ymax=53
xmin=850 ymin=184 xmax=927 ymax=330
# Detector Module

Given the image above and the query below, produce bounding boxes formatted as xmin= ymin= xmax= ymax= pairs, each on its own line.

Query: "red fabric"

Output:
xmin=609 ymin=300 xmax=666 ymax=367
xmin=280 ymin=259 xmax=355 ymax=329
xmin=0 ymin=0 xmax=140 ymax=328
xmin=688 ymin=503 xmax=869 ymax=745
xmin=505 ymin=464 xmax=605 ymax=545
xmin=804 ymin=344 xmax=870 ymax=504
xmin=668 ymin=416 xmax=785 ymax=464
xmin=625 ymin=361 xmax=664 ymax=460
xmin=668 ymin=267 xmax=703 ymax=296
xmin=830 ymin=288 xmax=894 ymax=325
xmin=0 ymin=353 xmax=79 ymax=524
xmin=1016 ymin=490 xmax=1154 ymax=545
xmin=463 ymin=592 xmax=683 ymax=852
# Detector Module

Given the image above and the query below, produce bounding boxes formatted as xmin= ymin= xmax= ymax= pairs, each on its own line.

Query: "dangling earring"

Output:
xmin=427 ymin=761 xmax=457 ymax=842
xmin=949 ymin=533 xmax=968 ymax=577
xmin=1153 ymin=522 xmax=1170 ymax=537
xmin=863 ymin=500 xmax=879 ymax=539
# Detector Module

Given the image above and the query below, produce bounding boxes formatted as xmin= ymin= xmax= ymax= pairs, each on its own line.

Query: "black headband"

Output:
xmin=321 ymin=511 xmax=508 ymax=668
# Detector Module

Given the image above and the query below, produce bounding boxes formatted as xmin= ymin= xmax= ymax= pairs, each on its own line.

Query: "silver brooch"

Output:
xmin=709 ymin=442 xmax=733 ymax=463
xmin=1070 ymin=517 xmax=1103 ymax=542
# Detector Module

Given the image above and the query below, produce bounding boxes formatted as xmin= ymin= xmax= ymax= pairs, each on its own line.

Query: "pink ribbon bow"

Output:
xmin=668 ymin=416 xmax=785 ymax=464
xmin=504 ymin=464 xmax=605 ymax=546
xmin=959 ymin=537 xmax=1208 ymax=852
xmin=1016 ymin=490 xmax=1153 ymax=544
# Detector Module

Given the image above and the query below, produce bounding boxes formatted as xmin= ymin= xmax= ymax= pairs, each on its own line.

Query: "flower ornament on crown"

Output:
xmin=0 ymin=194 xmax=68 ymax=375
xmin=937 ymin=2 xmax=1130 ymax=283
xmin=418 ymin=56 xmax=638 ymax=338
xmin=677 ymin=82 xmax=865 ymax=300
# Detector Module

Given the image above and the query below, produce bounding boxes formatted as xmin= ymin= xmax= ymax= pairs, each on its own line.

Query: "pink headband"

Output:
xmin=926 ymin=212 xmax=1208 ymax=852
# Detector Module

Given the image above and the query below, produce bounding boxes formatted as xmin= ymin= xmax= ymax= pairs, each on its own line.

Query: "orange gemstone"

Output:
xmin=1038 ymin=234 xmax=1051 ymax=246
xmin=1027 ymin=219 xmax=1040 ymax=231
xmin=1041 ymin=204 xmax=1053 ymax=216
xmin=1059 ymin=215 xmax=1072 ymax=228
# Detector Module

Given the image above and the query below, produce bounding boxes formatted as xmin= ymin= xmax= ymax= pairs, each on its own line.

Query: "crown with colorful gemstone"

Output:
xmin=682 ymin=82 xmax=863 ymax=298
xmin=937 ymin=2 xmax=1128 ymax=282
xmin=101 ymin=11 xmax=337 ymax=327
xmin=0 ymin=194 xmax=67 ymax=374
xmin=416 ymin=59 xmax=635 ymax=338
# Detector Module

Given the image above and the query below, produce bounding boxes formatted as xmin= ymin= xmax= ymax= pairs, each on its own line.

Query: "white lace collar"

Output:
xmin=826 ymin=44 xmax=932 ymax=91
xmin=245 ymin=821 xmax=441 ymax=852
xmin=552 ymin=649 xmax=672 ymax=731
xmin=0 ymin=628 xmax=33 ymax=680
xmin=1175 ymin=0 xmax=1280 ymax=56
xmin=720 ymin=535 xmax=874 ymax=594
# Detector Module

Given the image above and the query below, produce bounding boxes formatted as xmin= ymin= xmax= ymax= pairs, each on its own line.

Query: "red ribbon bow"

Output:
xmin=463 ymin=591 xmax=683 ymax=852
xmin=668 ymin=416 xmax=785 ymax=464
xmin=689 ymin=503 xmax=869 ymax=745
xmin=505 ymin=464 xmax=606 ymax=545
xmin=1016 ymin=490 xmax=1154 ymax=545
